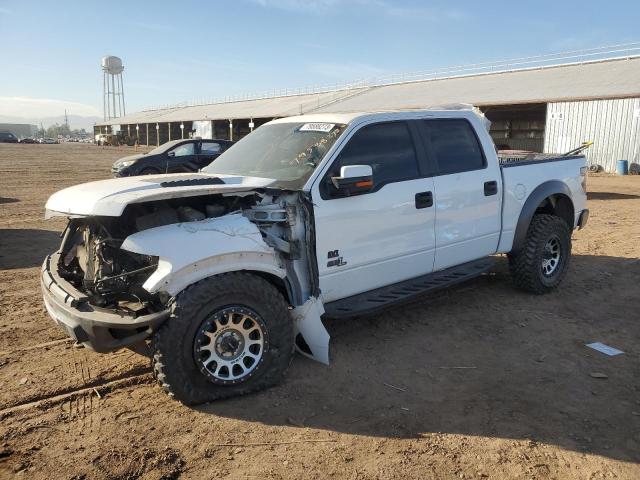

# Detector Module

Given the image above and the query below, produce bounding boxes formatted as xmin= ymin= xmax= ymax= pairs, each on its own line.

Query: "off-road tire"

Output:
xmin=508 ymin=214 xmax=572 ymax=294
xmin=151 ymin=273 xmax=294 ymax=405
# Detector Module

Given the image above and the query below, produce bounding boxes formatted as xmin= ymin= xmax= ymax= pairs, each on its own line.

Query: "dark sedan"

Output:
xmin=111 ymin=138 xmax=234 ymax=177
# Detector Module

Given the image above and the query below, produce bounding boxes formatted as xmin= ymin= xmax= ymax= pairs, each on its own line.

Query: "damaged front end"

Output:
xmin=42 ymin=193 xmax=259 ymax=352
xmin=43 ymin=188 xmax=330 ymax=362
xmin=59 ymin=219 xmax=161 ymax=312
xmin=42 ymin=215 xmax=171 ymax=352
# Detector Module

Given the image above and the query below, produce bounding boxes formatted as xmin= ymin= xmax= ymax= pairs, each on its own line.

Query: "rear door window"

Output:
xmin=201 ymin=142 xmax=221 ymax=154
xmin=421 ymin=120 xmax=485 ymax=175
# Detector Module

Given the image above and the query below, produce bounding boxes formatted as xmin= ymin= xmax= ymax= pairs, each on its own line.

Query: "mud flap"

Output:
xmin=291 ymin=297 xmax=330 ymax=365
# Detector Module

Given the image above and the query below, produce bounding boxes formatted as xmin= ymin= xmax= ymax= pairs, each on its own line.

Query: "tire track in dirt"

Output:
xmin=0 ymin=338 xmax=72 ymax=356
xmin=1 ymin=361 xmax=152 ymax=411
xmin=0 ymin=340 xmax=150 ymax=410
xmin=0 ymin=372 xmax=153 ymax=416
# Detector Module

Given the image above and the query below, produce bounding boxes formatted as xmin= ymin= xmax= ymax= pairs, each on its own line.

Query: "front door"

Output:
xmin=168 ymin=142 xmax=198 ymax=172
xmin=312 ymin=121 xmax=437 ymax=303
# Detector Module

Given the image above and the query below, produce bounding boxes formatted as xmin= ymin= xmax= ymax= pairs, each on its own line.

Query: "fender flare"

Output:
xmin=145 ymin=252 xmax=286 ymax=297
xmin=511 ymin=180 xmax=574 ymax=253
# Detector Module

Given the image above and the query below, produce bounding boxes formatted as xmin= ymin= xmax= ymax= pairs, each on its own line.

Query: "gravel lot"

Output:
xmin=1 ymin=143 xmax=639 ymax=479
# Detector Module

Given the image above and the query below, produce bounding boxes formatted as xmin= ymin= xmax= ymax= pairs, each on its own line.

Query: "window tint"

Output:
xmin=172 ymin=143 xmax=195 ymax=157
xmin=330 ymin=121 xmax=419 ymax=189
xmin=201 ymin=142 xmax=221 ymax=153
xmin=422 ymin=120 xmax=485 ymax=175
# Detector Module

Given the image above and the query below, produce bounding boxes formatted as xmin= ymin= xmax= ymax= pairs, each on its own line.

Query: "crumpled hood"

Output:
xmin=45 ymin=173 xmax=274 ymax=218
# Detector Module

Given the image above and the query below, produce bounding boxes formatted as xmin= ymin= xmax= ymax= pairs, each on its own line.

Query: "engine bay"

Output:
xmin=57 ymin=193 xmax=262 ymax=312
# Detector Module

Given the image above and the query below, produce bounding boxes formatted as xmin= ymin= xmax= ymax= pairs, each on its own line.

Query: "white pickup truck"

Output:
xmin=42 ymin=108 xmax=589 ymax=404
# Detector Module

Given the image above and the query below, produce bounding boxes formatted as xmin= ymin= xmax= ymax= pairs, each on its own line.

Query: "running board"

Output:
xmin=323 ymin=258 xmax=494 ymax=318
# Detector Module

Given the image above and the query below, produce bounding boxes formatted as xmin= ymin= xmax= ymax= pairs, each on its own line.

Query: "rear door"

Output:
xmin=312 ymin=120 xmax=437 ymax=303
xmin=197 ymin=141 xmax=223 ymax=168
xmin=417 ymin=119 xmax=501 ymax=270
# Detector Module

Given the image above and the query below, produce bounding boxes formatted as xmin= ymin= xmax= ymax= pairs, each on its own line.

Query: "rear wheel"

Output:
xmin=508 ymin=214 xmax=572 ymax=294
xmin=151 ymin=273 xmax=294 ymax=405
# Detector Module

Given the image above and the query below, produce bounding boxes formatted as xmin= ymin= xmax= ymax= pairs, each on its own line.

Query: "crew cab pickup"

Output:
xmin=41 ymin=108 xmax=589 ymax=404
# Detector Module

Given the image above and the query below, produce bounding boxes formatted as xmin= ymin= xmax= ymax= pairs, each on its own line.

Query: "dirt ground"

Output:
xmin=0 ymin=143 xmax=639 ymax=480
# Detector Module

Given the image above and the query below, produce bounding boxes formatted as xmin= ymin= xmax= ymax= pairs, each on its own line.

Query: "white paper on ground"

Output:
xmin=586 ymin=342 xmax=624 ymax=356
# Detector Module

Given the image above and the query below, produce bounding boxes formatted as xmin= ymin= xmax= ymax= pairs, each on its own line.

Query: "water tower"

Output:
xmin=101 ymin=56 xmax=126 ymax=120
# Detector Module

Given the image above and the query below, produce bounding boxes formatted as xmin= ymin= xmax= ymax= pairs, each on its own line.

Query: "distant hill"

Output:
xmin=0 ymin=114 xmax=102 ymax=132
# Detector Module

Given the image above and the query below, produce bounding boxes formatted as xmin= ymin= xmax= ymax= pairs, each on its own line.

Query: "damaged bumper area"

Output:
xmin=41 ymin=253 xmax=170 ymax=352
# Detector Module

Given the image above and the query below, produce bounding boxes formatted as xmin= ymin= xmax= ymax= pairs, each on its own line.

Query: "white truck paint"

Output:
xmin=41 ymin=108 xmax=588 ymax=402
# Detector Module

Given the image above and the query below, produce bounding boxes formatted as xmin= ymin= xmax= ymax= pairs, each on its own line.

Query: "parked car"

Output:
xmin=42 ymin=108 xmax=588 ymax=405
xmin=19 ymin=137 xmax=38 ymax=144
xmin=0 ymin=131 xmax=19 ymax=143
xmin=40 ymin=137 xmax=58 ymax=144
xmin=111 ymin=138 xmax=234 ymax=177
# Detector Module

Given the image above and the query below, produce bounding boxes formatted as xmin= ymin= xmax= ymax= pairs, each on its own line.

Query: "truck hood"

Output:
xmin=45 ymin=173 xmax=274 ymax=218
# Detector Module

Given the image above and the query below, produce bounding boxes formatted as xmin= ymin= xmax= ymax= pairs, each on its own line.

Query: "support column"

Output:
xmin=229 ymin=120 xmax=233 ymax=141
xmin=146 ymin=124 xmax=149 ymax=147
xmin=180 ymin=123 xmax=184 ymax=139
xmin=156 ymin=123 xmax=160 ymax=146
xmin=249 ymin=118 xmax=254 ymax=132
xmin=168 ymin=122 xmax=171 ymax=142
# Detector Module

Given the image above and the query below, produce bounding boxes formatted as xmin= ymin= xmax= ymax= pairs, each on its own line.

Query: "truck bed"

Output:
xmin=496 ymin=153 xmax=587 ymax=254
xmin=498 ymin=153 xmax=585 ymax=168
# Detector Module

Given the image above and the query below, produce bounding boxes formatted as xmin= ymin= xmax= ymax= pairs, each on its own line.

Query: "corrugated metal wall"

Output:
xmin=544 ymin=98 xmax=640 ymax=172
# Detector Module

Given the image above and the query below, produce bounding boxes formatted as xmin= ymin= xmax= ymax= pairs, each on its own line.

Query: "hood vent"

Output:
xmin=160 ymin=177 xmax=225 ymax=188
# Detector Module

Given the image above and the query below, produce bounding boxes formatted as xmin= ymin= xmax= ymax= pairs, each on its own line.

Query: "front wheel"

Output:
xmin=151 ymin=273 xmax=294 ymax=405
xmin=508 ymin=214 xmax=572 ymax=294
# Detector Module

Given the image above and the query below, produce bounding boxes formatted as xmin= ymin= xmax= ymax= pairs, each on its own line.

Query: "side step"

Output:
xmin=323 ymin=257 xmax=494 ymax=318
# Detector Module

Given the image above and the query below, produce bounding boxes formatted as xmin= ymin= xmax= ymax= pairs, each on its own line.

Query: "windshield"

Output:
xmin=148 ymin=140 xmax=182 ymax=155
xmin=202 ymin=122 xmax=346 ymax=189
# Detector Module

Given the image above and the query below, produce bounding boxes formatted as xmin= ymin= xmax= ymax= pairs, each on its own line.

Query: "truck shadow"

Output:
xmin=587 ymin=191 xmax=640 ymax=200
xmin=0 ymin=229 xmax=60 ymax=270
xmin=198 ymin=254 xmax=640 ymax=463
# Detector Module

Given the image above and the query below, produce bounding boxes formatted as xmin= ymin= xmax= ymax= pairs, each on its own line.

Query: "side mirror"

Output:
xmin=331 ymin=165 xmax=373 ymax=196
xmin=167 ymin=151 xmax=175 ymax=157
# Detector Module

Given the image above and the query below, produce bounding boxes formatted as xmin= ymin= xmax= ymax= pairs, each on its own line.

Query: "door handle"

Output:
xmin=415 ymin=191 xmax=433 ymax=209
xmin=484 ymin=181 xmax=498 ymax=196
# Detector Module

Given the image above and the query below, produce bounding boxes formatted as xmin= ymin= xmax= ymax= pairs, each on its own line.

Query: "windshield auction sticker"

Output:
xmin=299 ymin=123 xmax=335 ymax=133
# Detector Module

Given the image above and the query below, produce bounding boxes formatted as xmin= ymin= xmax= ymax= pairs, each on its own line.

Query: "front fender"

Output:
xmin=121 ymin=213 xmax=285 ymax=296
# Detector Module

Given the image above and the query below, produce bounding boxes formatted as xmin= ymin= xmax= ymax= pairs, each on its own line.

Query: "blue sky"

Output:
xmin=0 ymin=0 xmax=638 ymax=120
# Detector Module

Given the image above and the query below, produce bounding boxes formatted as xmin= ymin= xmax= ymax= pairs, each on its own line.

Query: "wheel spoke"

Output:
xmin=541 ymin=236 xmax=562 ymax=276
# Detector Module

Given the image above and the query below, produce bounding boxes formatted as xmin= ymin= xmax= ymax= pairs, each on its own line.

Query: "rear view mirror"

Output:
xmin=167 ymin=151 xmax=175 ymax=157
xmin=331 ymin=165 xmax=373 ymax=196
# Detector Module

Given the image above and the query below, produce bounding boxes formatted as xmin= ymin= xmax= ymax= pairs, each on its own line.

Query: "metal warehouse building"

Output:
xmin=96 ymin=52 xmax=640 ymax=172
